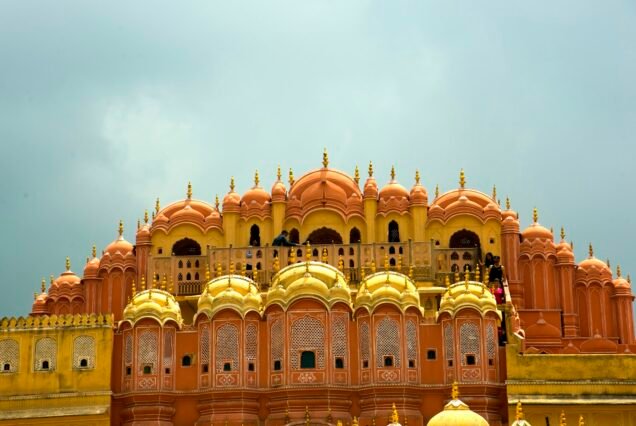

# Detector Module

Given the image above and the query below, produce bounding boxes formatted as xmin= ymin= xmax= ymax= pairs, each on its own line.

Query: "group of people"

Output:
xmin=483 ymin=252 xmax=505 ymax=304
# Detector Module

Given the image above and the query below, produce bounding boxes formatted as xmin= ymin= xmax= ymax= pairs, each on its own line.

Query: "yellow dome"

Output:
xmin=196 ymin=274 xmax=262 ymax=319
xmin=438 ymin=280 xmax=501 ymax=320
xmin=427 ymin=383 xmax=489 ymax=426
xmin=265 ymin=260 xmax=351 ymax=310
xmin=122 ymin=288 xmax=183 ymax=327
xmin=355 ymin=270 xmax=421 ymax=314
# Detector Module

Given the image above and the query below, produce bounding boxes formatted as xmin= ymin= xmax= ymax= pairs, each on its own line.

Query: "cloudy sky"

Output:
xmin=1 ymin=2 xmax=634 ymax=316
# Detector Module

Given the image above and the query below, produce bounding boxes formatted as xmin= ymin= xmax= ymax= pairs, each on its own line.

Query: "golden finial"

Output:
xmin=290 ymin=249 xmax=297 ymax=263
xmin=141 ymin=275 xmax=146 ymax=290
xmin=628 ymin=274 xmax=631 ymax=284
xmin=370 ymin=258 xmax=376 ymax=273
xmin=435 ymin=184 xmax=439 ymax=198
xmin=253 ymin=268 xmax=258 ymax=282
xmin=155 ymin=197 xmax=160 ymax=214
xmin=50 ymin=274 xmax=54 ymax=286
xmin=451 ymin=381 xmax=459 ymax=399
xmin=360 ymin=264 xmax=366 ymax=279
xmin=445 ymin=274 xmax=450 ymax=287
xmin=305 ymin=241 xmax=312 ymax=261
xmin=152 ymin=274 xmax=157 ymax=289
xmin=34 ymin=291 xmax=37 ymax=300
xmin=454 ymin=269 xmax=460 ymax=283
xmin=372 ymin=418 xmax=376 ymax=426
xmin=305 ymin=405 xmax=311 ymax=424
xmin=229 ymin=262 xmax=235 ymax=275
xmin=92 ymin=245 xmax=97 ymax=258
xmin=118 ymin=220 xmax=124 ymax=237
xmin=144 ymin=209 xmax=149 ymax=224
xmin=322 ymin=247 xmax=328 ymax=263
xmin=168 ymin=276 xmax=174 ymax=293
xmin=338 ymin=255 xmax=344 ymax=272
xmin=532 ymin=207 xmax=538 ymax=223
xmin=322 ymin=148 xmax=329 ymax=168
xmin=606 ymin=258 xmax=610 ymax=268
xmin=277 ymin=165 xmax=282 ymax=181
xmin=408 ymin=264 xmax=414 ymax=280
xmin=391 ymin=403 xmax=399 ymax=424
xmin=415 ymin=169 xmax=421 ymax=185
xmin=588 ymin=243 xmax=594 ymax=258
xmin=354 ymin=165 xmax=360 ymax=184
xmin=560 ymin=227 xmax=566 ymax=240
xmin=459 ymin=169 xmax=466 ymax=188
xmin=187 ymin=181 xmax=192 ymax=199
xmin=254 ymin=170 xmax=260 ymax=187
xmin=352 ymin=417 xmax=358 ymax=426
xmin=492 ymin=185 xmax=497 ymax=200
xmin=475 ymin=264 xmax=481 ymax=282
xmin=205 ymin=264 xmax=211 ymax=281
xmin=215 ymin=194 xmax=220 ymax=210
xmin=617 ymin=264 xmax=622 ymax=277
xmin=505 ymin=196 xmax=510 ymax=210
xmin=161 ymin=274 xmax=167 ymax=291
xmin=273 ymin=256 xmax=280 ymax=272
xmin=384 ymin=254 xmax=389 ymax=270
xmin=560 ymin=410 xmax=567 ymax=426
xmin=230 ymin=177 xmax=235 ymax=192
xmin=390 ymin=165 xmax=396 ymax=181
xmin=241 ymin=262 xmax=247 ymax=276
xmin=65 ymin=256 xmax=71 ymax=271
xmin=368 ymin=161 xmax=374 ymax=177
xmin=397 ymin=254 xmax=403 ymax=270
xmin=464 ymin=268 xmax=470 ymax=282
xmin=578 ymin=415 xmax=584 ymax=426
xmin=337 ymin=421 xmax=343 ymax=426
xmin=216 ymin=262 xmax=223 ymax=277
xmin=137 ymin=219 xmax=140 ymax=230
xmin=289 ymin=168 xmax=294 ymax=186
xmin=40 ymin=278 xmax=46 ymax=293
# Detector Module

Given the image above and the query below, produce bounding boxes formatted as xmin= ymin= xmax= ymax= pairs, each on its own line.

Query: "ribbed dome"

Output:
xmin=136 ymin=222 xmax=151 ymax=244
xmin=427 ymin=383 xmax=489 ymax=426
xmin=242 ymin=171 xmax=271 ymax=207
xmin=31 ymin=290 xmax=50 ymax=316
xmin=555 ymin=235 xmax=574 ymax=263
xmin=196 ymin=273 xmax=261 ymax=319
xmin=409 ymin=170 xmax=428 ymax=205
xmin=222 ymin=179 xmax=241 ymax=213
xmin=271 ymin=176 xmax=287 ymax=202
xmin=171 ymin=203 xmax=205 ymax=222
xmin=521 ymin=222 xmax=553 ymax=240
xmin=578 ymin=245 xmax=611 ymax=275
xmin=83 ymin=255 xmax=100 ymax=278
xmin=204 ymin=208 xmax=223 ymax=230
xmin=48 ymin=259 xmax=82 ymax=300
xmin=438 ymin=280 xmax=501 ymax=320
xmin=355 ymin=270 xmax=420 ymax=314
xmin=122 ymin=288 xmax=183 ymax=327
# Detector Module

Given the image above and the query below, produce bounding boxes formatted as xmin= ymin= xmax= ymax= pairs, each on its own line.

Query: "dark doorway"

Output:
xmin=307 ymin=227 xmax=343 ymax=244
xmin=349 ymin=227 xmax=361 ymax=243
xmin=388 ymin=220 xmax=400 ymax=242
xmin=172 ymin=238 xmax=202 ymax=256
xmin=250 ymin=224 xmax=261 ymax=246
xmin=289 ymin=228 xmax=300 ymax=244
xmin=449 ymin=229 xmax=480 ymax=249
xmin=300 ymin=351 xmax=316 ymax=369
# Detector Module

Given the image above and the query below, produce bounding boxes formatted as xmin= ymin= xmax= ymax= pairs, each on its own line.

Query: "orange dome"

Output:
xmin=31 ymin=292 xmax=50 ymax=315
xmin=409 ymin=174 xmax=428 ymax=206
xmin=204 ymin=208 xmax=223 ymax=231
xmin=556 ymin=241 xmax=575 ymax=263
xmin=105 ymin=235 xmax=134 ymax=257
xmin=49 ymin=258 xmax=82 ymax=300
xmin=286 ymin=166 xmax=363 ymax=220
xmin=83 ymin=247 xmax=100 ymax=278
xmin=171 ymin=203 xmax=205 ymax=222
xmin=378 ymin=167 xmax=410 ymax=214
xmin=522 ymin=222 xmax=553 ymax=240
xmin=271 ymin=170 xmax=287 ymax=202
xmin=613 ymin=276 xmax=630 ymax=289
xmin=429 ymin=185 xmax=500 ymax=223
xmin=222 ymin=177 xmax=241 ymax=213
xmin=578 ymin=256 xmax=610 ymax=273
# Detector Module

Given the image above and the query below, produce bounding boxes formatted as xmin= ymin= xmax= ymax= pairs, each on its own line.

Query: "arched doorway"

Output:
xmin=289 ymin=228 xmax=300 ymax=244
xmin=250 ymin=224 xmax=261 ymax=246
xmin=349 ymin=227 xmax=361 ymax=243
xmin=449 ymin=229 xmax=480 ymax=249
xmin=388 ymin=220 xmax=400 ymax=242
xmin=172 ymin=238 xmax=202 ymax=256
xmin=306 ymin=227 xmax=343 ymax=244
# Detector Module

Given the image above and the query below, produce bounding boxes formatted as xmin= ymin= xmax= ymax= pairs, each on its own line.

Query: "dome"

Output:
xmin=271 ymin=169 xmax=287 ymax=202
xmin=31 ymin=281 xmax=50 ymax=316
xmin=266 ymin=255 xmax=351 ymax=310
xmin=152 ymin=183 xmax=217 ymax=232
xmin=136 ymin=222 xmax=151 ymax=244
xmin=196 ymin=273 xmax=262 ymax=319
xmin=104 ymin=221 xmax=134 ymax=257
xmin=428 ymin=179 xmax=500 ymax=223
xmin=578 ymin=245 xmax=611 ymax=275
xmin=438 ymin=279 xmax=501 ymax=320
xmin=83 ymin=247 xmax=101 ymax=278
xmin=222 ymin=178 xmax=241 ymax=213
xmin=122 ymin=288 xmax=183 ymax=327
xmin=286 ymin=166 xmax=363 ymax=220
xmin=48 ymin=258 xmax=82 ymax=299
xmin=427 ymin=383 xmax=489 ymax=426
xmin=241 ymin=172 xmax=272 ymax=219
xmin=521 ymin=208 xmax=553 ymax=241
xmin=354 ymin=269 xmax=420 ymax=314
xmin=204 ymin=205 xmax=223 ymax=231
xmin=364 ymin=176 xmax=378 ymax=199
xmin=171 ymin=203 xmax=205 ymax=223
xmin=555 ymin=230 xmax=574 ymax=263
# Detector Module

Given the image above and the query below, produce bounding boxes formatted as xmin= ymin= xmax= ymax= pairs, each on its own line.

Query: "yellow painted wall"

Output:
xmin=426 ymin=216 xmax=501 ymax=255
xmin=151 ymin=223 xmax=224 ymax=255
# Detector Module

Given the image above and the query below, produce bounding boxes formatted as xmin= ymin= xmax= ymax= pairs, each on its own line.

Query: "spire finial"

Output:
xmin=143 ymin=209 xmax=149 ymax=224
xmin=92 ymin=245 xmax=97 ymax=259
xmin=230 ymin=176 xmax=235 ymax=192
xmin=390 ymin=165 xmax=396 ymax=181
xmin=516 ymin=400 xmax=524 ymax=420
xmin=617 ymin=264 xmax=622 ymax=277
xmin=532 ymin=207 xmax=538 ymax=223
xmin=435 ymin=184 xmax=439 ymax=198
xmin=578 ymin=415 xmax=585 ymax=426
xmin=41 ymin=278 xmax=46 ymax=293
xmin=251 ymin=170 xmax=258 ymax=187
xmin=391 ymin=403 xmax=399 ymax=424
xmin=141 ymin=275 xmax=146 ymax=290
xmin=65 ymin=256 xmax=71 ymax=271
xmin=322 ymin=147 xmax=329 ymax=168
xmin=187 ymin=181 xmax=192 ymax=199
xmin=459 ymin=169 xmax=466 ymax=188
xmin=305 ymin=241 xmax=312 ymax=262
xmin=131 ymin=278 xmax=136 ymax=295
xmin=415 ymin=169 xmax=420 ymax=184
xmin=560 ymin=227 xmax=566 ymax=240
xmin=588 ymin=243 xmax=594 ymax=258
xmin=229 ymin=262 xmax=235 ymax=275
xmin=50 ymin=275 xmax=54 ymax=287
xmin=118 ymin=220 xmax=124 ymax=236
xmin=205 ymin=264 xmax=211 ymax=281
xmin=215 ymin=194 xmax=220 ymax=210
xmin=354 ymin=165 xmax=360 ymax=184
xmin=368 ymin=161 xmax=374 ymax=177
xmin=161 ymin=274 xmax=167 ymax=291
xmin=560 ymin=410 xmax=567 ymax=426
xmin=451 ymin=381 xmax=459 ymax=399
xmin=491 ymin=184 xmax=497 ymax=200
xmin=628 ymin=274 xmax=632 ymax=284
xmin=289 ymin=168 xmax=295 ymax=186
xmin=137 ymin=219 xmax=140 ymax=230
xmin=155 ymin=197 xmax=160 ymax=214
xmin=506 ymin=196 xmax=510 ymax=210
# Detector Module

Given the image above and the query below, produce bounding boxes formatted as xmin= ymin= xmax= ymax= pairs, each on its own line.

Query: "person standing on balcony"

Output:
xmin=273 ymin=230 xmax=297 ymax=247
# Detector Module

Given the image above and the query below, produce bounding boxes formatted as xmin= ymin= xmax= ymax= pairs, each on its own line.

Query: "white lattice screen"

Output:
xmin=486 ymin=323 xmax=496 ymax=361
xmin=459 ymin=322 xmax=480 ymax=366
xmin=0 ymin=339 xmax=19 ymax=372
xmin=138 ymin=330 xmax=158 ymax=372
xmin=124 ymin=333 xmax=133 ymax=366
xmin=215 ymin=323 xmax=239 ymax=372
xmin=200 ymin=323 xmax=210 ymax=364
xmin=406 ymin=319 xmax=417 ymax=361
xmin=271 ymin=318 xmax=283 ymax=366
xmin=375 ymin=317 xmax=400 ymax=368
xmin=290 ymin=315 xmax=325 ymax=369
xmin=444 ymin=323 xmax=454 ymax=360
xmin=331 ymin=314 xmax=347 ymax=362
xmin=73 ymin=335 xmax=95 ymax=368
xmin=245 ymin=323 xmax=258 ymax=361
xmin=359 ymin=321 xmax=370 ymax=365
xmin=34 ymin=337 xmax=57 ymax=371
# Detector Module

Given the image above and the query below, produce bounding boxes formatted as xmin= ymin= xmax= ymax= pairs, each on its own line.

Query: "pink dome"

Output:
xmin=31 ymin=292 xmax=50 ymax=315
xmin=271 ymin=177 xmax=287 ymax=202
xmin=105 ymin=235 xmax=134 ymax=257
xmin=83 ymin=253 xmax=100 ymax=278
xmin=522 ymin=223 xmax=553 ymax=240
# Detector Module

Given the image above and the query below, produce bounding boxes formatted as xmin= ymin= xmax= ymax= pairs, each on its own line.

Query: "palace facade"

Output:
xmin=1 ymin=152 xmax=635 ymax=425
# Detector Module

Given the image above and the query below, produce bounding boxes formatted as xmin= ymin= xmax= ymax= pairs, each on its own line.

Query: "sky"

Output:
xmin=0 ymin=1 xmax=635 ymax=316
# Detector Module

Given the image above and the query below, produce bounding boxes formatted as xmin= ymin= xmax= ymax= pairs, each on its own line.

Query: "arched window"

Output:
xmin=388 ymin=221 xmax=400 ymax=242
xmin=186 ymin=260 xmax=191 ymax=268
xmin=307 ymin=227 xmax=343 ymax=244
xmin=195 ymin=260 xmax=200 ymax=268
xmin=300 ymin=351 xmax=316 ymax=369
xmin=449 ymin=229 xmax=480 ymax=249
xmin=349 ymin=227 xmax=361 ymax=244
xmin=178 ymin=260 xmax=183 ymax=269
xmin=389 ymin=246 xmax=396 ymax=255
xmin=178 ymin=273 xmax=183 ymax=281
xmin=289 ymin=229 xmax=300 ymax=244
xmin=349 ymin=247 xmax=355 ymax=256
xmin=250 ymin=224 xmax=261 ymax=247
xmin=186 ymin=273 xmax=191 ymax=281
xmin=172 ymin=238 xmax=202 ymax=256
xmin=338 ymin=247 xmax=345 ymax=256
xmin=194 ymin=272 xmax=199 ymax=280
xmin=349 ymin=259 xmax=355 ymax=268
xmin=312 ymin=248 xmax=319 ymax=257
